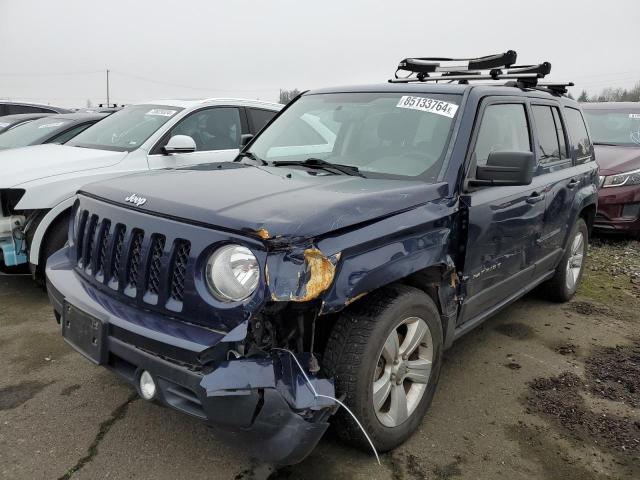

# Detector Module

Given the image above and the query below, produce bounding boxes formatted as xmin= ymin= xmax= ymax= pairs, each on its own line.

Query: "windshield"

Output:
xmin=0 ymin=117 xmax=73 ymax=148
xmin=248 ymin=92 xmax=461 ymax=180
xmin=67 ymin=104 xmax=182 ymax=152
xmin=583 ymin=109 xmax=640 ymax=147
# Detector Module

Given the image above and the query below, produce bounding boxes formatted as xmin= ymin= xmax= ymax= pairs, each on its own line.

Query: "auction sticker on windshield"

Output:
xmin=146 ymin=108 xmax=177 ymax=117
xmin=396 ymin=96 xmax=458 ymax=118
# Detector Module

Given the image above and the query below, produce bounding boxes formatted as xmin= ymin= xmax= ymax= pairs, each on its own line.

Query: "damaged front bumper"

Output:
xmin=46 ymin=248 xmax=336 ymax=466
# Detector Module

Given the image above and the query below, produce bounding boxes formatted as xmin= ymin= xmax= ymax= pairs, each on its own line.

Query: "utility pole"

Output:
xmin=106 ymin=69 xmax=110 ymax=106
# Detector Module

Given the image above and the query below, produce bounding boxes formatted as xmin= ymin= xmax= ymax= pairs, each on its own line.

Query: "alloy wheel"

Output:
xmin=565 ymin=231 xmax=585 ymax=291
xmin=372 ymin=316 xmax=434 ymax=428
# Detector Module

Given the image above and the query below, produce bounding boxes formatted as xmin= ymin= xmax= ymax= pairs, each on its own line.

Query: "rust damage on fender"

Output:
xmin=267 ymin=247 xmax=340 ymax=303
xmin=254 ymin=228 xmax=271 ymax=240
xmin=342 ymin=291 xmax=369 ymax=307
xmin=298 ymin=248 xmax=337 ymax=302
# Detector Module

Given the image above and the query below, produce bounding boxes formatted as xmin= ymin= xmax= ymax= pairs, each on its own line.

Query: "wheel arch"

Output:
xmin=328 ymin=263 xmax=459 ymax=350
xmin=28 ymin=196 xmax=75 ymax=266
xmin=563 ymin=184 xmax=598 ymax=249
xmin=579 ymin=202 xmax=596 ymax=234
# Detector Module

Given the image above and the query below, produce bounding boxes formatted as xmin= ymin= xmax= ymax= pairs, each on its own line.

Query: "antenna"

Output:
xmin=106 ymin=69 xmax=110 ymax=106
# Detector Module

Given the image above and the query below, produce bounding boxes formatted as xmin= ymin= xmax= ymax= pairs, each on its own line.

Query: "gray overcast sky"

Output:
xmin=1 ymin=0 xmax=639 ymax=107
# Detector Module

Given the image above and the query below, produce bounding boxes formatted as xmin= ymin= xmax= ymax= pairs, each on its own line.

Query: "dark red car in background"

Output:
xmin=583 ymin=102 xmax=640 ymax=236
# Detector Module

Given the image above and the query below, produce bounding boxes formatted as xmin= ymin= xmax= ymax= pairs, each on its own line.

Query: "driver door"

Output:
xmin=147 ymin=107 xmax=245 ymax=168
xmin=458 ymin=99 xmax=546 ymax=325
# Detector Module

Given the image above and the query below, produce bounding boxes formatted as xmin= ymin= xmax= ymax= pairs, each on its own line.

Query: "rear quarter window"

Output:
xmin=564 ymin=107 xmax=593 ymax=164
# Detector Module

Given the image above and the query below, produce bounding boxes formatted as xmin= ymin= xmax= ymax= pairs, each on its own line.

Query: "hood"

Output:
xmin=83 ymin=163 xmax=447 ymax=240
xmin=594 ymin=144 xmax=640 ymax=175
xmin=0 ymin=144 xmax=128 ymax=188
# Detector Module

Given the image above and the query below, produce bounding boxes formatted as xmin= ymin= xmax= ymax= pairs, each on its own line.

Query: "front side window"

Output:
xmin=564 ymin=107 xmax=593 ymax=163
xmin=473 ymin=103 xmax=531 ymax=167
xmin=248 ymin=92 xmax=461 ymax=180
xmin=532 ymin=105 xmax=567 ymax=164
xmin=583 ymin=108 xmax=640 ymax=147
xmin=0 ymin=117 xmax=73 ymax=148
xmin=166 ymin=107 xmax=242 ymax=152
xmin=67 ymin=105 xmax=182 ymax=152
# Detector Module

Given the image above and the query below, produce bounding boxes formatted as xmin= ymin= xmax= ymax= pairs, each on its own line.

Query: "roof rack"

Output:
xmin=389 ymin=50 xmax=570 ymax=91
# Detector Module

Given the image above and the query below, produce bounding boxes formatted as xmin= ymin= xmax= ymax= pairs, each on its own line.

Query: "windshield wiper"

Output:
xmin=593 ymin=142 xmax=623 ymax=146
xmin=234 ymin=151 xmax=267 ymax=165
xmin=271 ymin=158 xmax=364 ymax=177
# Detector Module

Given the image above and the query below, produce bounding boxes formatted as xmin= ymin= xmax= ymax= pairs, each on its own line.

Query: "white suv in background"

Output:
xmin=0 ymin=98 xmax=281 ymax=281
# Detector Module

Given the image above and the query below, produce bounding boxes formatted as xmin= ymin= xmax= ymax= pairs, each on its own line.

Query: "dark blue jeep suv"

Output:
xmin=46 ymin=52 xmax=599 ymax=465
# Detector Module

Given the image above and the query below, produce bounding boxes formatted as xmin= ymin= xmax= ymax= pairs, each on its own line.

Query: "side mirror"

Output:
xmin=240 ymin=134 xmax=254 ymax=147
xmin=164 ymin=135 xmax=196 ymax=154
xmin=471 ymin=151 xmax=535 ymax=187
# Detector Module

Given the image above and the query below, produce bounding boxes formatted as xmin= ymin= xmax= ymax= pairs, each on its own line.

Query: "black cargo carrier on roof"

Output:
xmin=392 ymin=50 xmax=573 ymax=94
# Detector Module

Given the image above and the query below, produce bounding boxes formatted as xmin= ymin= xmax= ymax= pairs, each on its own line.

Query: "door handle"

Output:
xmin=567 ymin=178 xmax=580 ymax=189
xmin=526 ymin=191 xmax=545 ymax=204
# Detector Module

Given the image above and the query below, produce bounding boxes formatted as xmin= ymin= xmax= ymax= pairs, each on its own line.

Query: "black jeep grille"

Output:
xmin=111 ymin=225 xmax=126 ymax=283
xmin=169 ymin=240 xmax=190 ymax=303
xmin=96 ymin=220 xmax=111 ymax=278
xmin=74 ymin=209 xmax=191 ymax=310
xmin=147 ymin=235 xmax=166 ymax=296
xmin=127 ymin=230 xmax=144 ymax=290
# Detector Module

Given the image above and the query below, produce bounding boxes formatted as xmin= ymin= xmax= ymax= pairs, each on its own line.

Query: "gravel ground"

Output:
xmin=0 ymin=234 xmax=638 ymax=480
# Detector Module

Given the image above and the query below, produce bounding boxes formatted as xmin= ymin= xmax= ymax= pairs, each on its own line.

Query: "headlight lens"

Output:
xmin=205 ymin=245 xmax=259 ymax=301
xmin=602 ymin=167 xmax=640 ymax=188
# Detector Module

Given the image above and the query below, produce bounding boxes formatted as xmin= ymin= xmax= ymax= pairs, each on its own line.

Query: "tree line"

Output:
xmin=278 ymin=88 xmax=301 ymax=104
xmin=578 ymin=81 xmax=640 ymax=102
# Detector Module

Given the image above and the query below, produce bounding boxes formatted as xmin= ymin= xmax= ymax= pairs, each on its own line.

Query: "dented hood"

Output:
xmin=83 ymin=163 xmax=447 ymax=240
xmin=0 ymin=144 xmax=127 ymax=188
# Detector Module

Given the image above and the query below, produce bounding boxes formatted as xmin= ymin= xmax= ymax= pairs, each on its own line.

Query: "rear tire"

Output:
xmin=540 ymin=218 xmax=588 ymax=302
xmin=323 ymin=284 xmax=443 ymax=452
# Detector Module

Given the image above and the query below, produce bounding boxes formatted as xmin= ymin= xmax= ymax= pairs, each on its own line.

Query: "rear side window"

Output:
xmin=473 ymin=103 xmax=531 ymax=166
xmin=6 ymin=104 xmax=40 ymax=114
xmin=532 ymin=105 xmax=568 ymax=164
xmin=247 ymin=108 xmax=277 ymax=133
xmin=564 ymin=107 xmax=593 ymax=164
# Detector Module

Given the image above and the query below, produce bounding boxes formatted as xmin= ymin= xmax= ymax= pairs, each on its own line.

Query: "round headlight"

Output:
xmin=206 ymin=245 xmax=259 ymax=302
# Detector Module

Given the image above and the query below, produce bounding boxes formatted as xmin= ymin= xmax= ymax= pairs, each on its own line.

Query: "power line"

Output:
xmin=109 ymin=70 xmax=277 ymax=93
xmin=0 ymin=70 xmax=103 ymax=77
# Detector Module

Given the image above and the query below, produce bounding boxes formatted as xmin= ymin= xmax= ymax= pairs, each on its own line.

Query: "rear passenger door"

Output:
xmin=529 ymin=102 xmax=575 ymax=269
xmin=459 ymin=98 xmax=545 ymax=324
xmin=246 ymin=108 xmax=277 ymax=134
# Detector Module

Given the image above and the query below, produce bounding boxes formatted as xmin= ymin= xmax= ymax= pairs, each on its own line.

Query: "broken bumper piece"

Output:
xmin=46 ymin=249 xmax=336 ymax=466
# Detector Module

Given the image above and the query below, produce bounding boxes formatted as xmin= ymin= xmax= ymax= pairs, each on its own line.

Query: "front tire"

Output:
xmin=323 ymin=284 xmax=443 ymax=452
xmin=540 ymin=217 xmax=588 ymax=302
xmin=35 ymin=213 xmax=69 ymax=286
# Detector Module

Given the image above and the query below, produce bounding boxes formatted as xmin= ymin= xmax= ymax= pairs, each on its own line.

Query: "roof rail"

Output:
xmin=536 ymin=82 xmax=575 ymax=95
xmin=389 ymin=51 xmax=567 ymax=90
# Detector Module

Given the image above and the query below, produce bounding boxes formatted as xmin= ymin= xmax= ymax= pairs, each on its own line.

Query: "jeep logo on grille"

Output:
xmin=124 ymin=194 xmax=147 ymax=207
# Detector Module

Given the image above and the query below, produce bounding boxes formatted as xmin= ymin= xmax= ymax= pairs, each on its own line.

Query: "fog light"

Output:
xmin=139 ymin=370 xmax=156 ymax=400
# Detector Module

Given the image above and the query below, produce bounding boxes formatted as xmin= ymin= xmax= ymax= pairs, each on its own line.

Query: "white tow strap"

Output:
xmin=272 ymin=347 xmax=381 ymax=465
